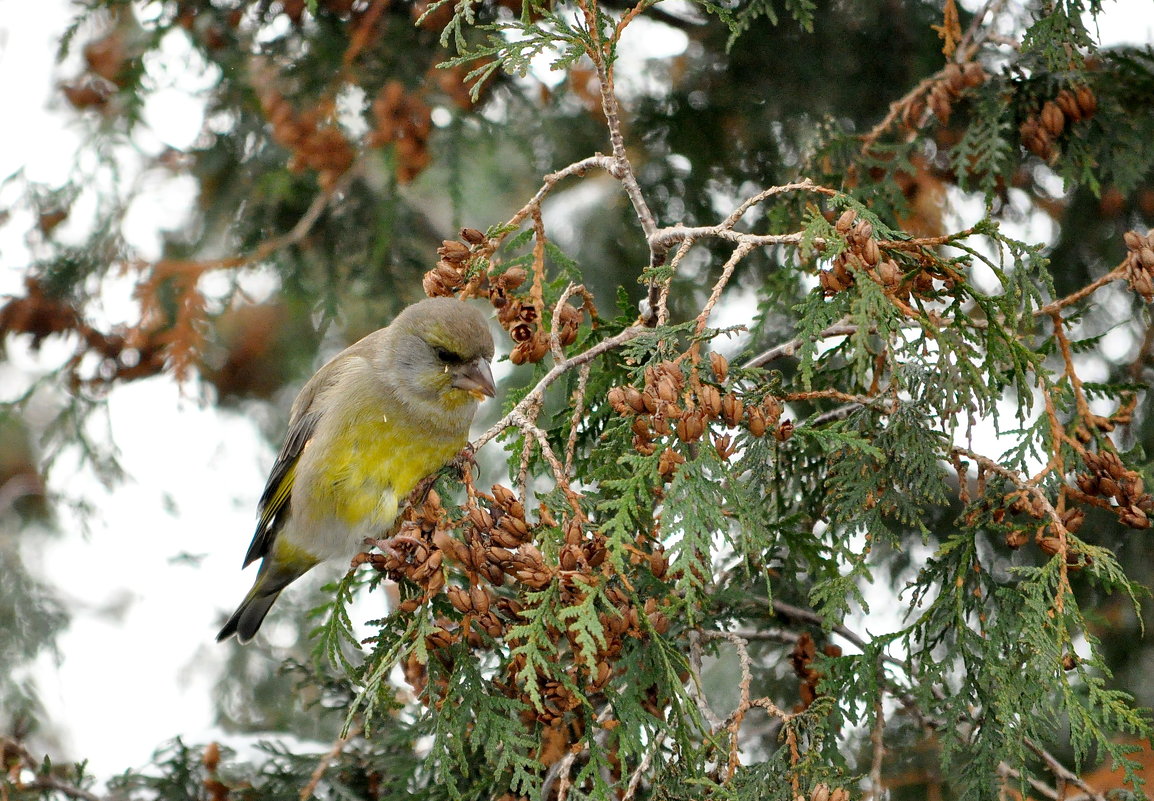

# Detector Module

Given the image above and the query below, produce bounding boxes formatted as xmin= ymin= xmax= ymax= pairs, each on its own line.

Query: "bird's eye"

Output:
xmin=433 ymin=346 xmax=464 ymax=364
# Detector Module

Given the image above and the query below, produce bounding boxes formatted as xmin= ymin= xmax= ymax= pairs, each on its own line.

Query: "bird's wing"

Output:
xmin=241 ymin=348 xmax=367 ymax=567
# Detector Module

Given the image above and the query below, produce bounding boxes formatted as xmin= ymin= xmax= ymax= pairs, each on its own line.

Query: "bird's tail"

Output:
xmin=217 ymin=588 xmax=283 ymax=643
xmin=217 ymin=558 xmax=311 ymax=643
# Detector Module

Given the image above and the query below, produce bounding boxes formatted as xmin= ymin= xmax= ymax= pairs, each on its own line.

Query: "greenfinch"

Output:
xmin=217 ymin=298 xmax=496 ymax=643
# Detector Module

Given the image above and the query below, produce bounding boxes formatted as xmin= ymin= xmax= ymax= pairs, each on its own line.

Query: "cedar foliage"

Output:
xmin=3 ymin=0 xmax=1154 ymax=800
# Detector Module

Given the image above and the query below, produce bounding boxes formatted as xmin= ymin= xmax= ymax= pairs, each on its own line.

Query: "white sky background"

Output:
xmin=1 ymin=0 xmax=1154 ymax=786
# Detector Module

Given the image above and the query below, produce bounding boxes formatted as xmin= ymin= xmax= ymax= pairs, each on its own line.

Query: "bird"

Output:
xmin=217 ymin=297 xmax=496 ymax=643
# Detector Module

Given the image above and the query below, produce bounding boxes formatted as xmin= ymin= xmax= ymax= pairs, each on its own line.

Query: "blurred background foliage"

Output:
xmin=3 ymin=0 xmax=1154 ymax=798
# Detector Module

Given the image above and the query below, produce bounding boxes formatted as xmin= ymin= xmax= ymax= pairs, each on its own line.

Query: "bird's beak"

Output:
xmin=451 ymin=357 xmax=496 ymax=400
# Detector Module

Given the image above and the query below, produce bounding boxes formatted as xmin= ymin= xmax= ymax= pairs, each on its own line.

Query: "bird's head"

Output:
xmin=385 ymin=298 xmax=496 ymax=417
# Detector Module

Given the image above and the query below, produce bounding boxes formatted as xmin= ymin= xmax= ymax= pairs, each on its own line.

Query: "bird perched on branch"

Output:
xmin=217 ymin=298 xmax=496 ymax=643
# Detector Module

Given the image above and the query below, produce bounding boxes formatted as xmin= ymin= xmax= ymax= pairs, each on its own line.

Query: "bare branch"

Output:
xmin=472 ymin=325 xmax=646 ymax=452
xmin=300 ymin=723 xmax=362 ymax=800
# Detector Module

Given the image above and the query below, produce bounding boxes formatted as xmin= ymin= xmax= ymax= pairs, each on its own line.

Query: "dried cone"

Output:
xmin=746 ymin=405 xmax=767 ymax=437
xmin=943 ymin=63 xmax=965 ymax=95
xmin=709 ymin=351 xmax=729 ymax=383
xmin=676 ymin=410 xmax=706 ymax=443
xmin=607 ymin=386 xmax=630 ymax=415
xmin=658 ymin=446 xmax=686 ymax=481
xmin=1075 ymin=85 xmax=1097 ymax=117
xmin=961 ymin=61 xmax=986 ymax=87
xmin=1040 ymin=101 xmax=1065 ymax=138
xmin=835 ymin=209 xmax=857 ymax=233
xmin=928 ymin=84 xmax=952 ymax=124
xmin=1056 ymin=89 xmax=1082 ymax=122
xmin=720 ymin=394 xmax=744 ymax=427
xmin=697 ymin=384 xmax=722 ymax=418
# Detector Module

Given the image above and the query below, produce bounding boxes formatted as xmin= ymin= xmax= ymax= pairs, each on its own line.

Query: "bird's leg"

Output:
xmin=448 ymin=443 xmax=478 ymax=478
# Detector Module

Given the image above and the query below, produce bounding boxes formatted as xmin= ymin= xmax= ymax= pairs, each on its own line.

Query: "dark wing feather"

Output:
xmin=240 ymin=345 xmax=367 ymax=567
xmin=242 ymin=407 xmax=321 ymax=566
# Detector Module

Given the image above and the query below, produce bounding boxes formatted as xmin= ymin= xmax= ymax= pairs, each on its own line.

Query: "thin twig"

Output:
xmin=867 ymin=686 xmax=886 ymax=801
xmin=472 ymin=325 xmax=646 ymax=452
xmin=742 ymin=321 xmax=859 ymax=368
xmin=510 ymin=408 xmax=583 ymax=514
xmin=498 ymin=155 xmax=618 ymax=236
xmin=11 ymin=778 xmax=104 ymax=801
xmin=300 ymin=722 xmax=362 ymax=800
xmin=695 ymin=242 xmax=756 ymax=334
xmin=553 ymin=749 xmax=579 ymax=801
xmin=1024 ymin=739 xmax=1108 ymax=801
xmin=621 ymin=731 xmax=666 ymax=801
xmin=687 ymin=630 xmax=726 ymax=731
xmin=565 ymin=361 xmax=592 ymax=476
xmin=0 ymin=737 xmax=105 ymax=801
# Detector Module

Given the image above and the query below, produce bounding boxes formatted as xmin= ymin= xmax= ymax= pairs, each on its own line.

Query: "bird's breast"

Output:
xmin=297 ymin=416 xmax=464 ymax=534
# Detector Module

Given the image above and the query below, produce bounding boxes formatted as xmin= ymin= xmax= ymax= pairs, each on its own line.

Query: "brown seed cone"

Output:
xmin=446 ymin=585 xmax=472 ymax=613
xmin=878 ymin=259 xmax=902 ymax=288
xmin=835 ymin=209 xmax=857 ymax=233
xmin=774 ymin=419 xmax=795 ymax=441
xmin=438 ymin=239 xmax=471 ymax=264
xmin=819 ymin=270 xmax=844 ymax=294
xmin=607 ymin=386 xmax=630 ymax=415
xmin=1056 ymin=89 xmax=1082 ymax=121
xmin=962 ymin=61 xmax=987 ymax=87
xmin=943 ymin=63 xmax=965 ymax=95
xmin=1121 ymin=507 xmax=1150 ymax=529
xmin=709 ymin=351 xmax=729 ymax=383
xmin=1099 ymin=476 xmax=1121 ymax=499
xmin=510 ymin=323 xmax=534 ymax=343
xmin=676 ymin=410 xmax=706 ymax=443
xmin=624 ymin=385 xmax=648 ymax=414
xmin=1061 ymin=506 xmax=1086 ymax=533
xmin=658 ymin=446 xmax=686 ymax=480
xmin=497 ymin=514 xmax=531 ymax=542
xmin=469 ymin=586 xmax=491 ymax=615
xmin=746 ymin=406 xmax=767 ymax=437
xmin=697 ymin=384 xmax=723 ymax=418
xmin=928 ymin=84 xmax=952 ymax=123
xmin=655 ymin=374 xmax=680 ymax=404
xmin=713 ymin=433 xmax=737 ymax=460
xmin=648 ymin=548 xmax=669 ymax=579
xmin=509 ymin=340 xmax=530 ymax=364
xmin=558 ymin=544 xmax=580 ymax=571
xmin=631 ymin=416 xmax=652 ymax=438
xmin=902 ymin=95 xmax=927 ymax=130
xmin=1005 ymin=529 xmax=1029 ymax=549
xmin=496 ymin=266 xmax=528 ymax=290
xmin=720 ymin=394 xmax=745 ymax=427
xmin=1040 ymin=101 xmax=1066 ymax=138
xmin=1075 ymin=85 xmax=1097 ymax=117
